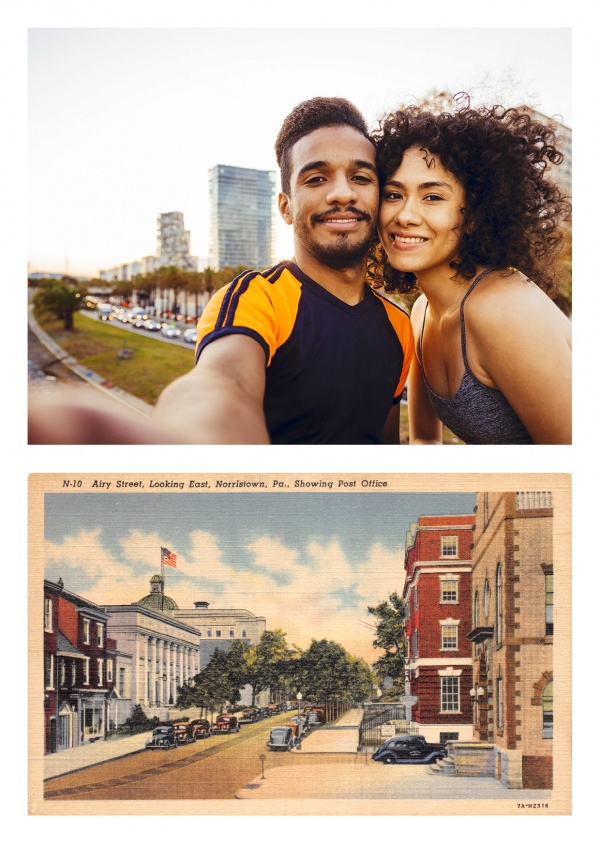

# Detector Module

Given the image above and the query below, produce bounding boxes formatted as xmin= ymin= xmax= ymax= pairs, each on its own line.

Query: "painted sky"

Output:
xmin=44 ymin=490 xmax=476 ymax=662
xmin=28 ymin=27 xmax=571 ymax=277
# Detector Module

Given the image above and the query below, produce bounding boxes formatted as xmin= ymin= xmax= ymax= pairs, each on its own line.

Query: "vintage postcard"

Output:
xmin=29 ymin=472 xmax=571 ymax=816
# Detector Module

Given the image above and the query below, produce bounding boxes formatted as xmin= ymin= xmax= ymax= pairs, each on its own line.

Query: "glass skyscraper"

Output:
xmin=208 ymin=165 xmax=276 ymax=270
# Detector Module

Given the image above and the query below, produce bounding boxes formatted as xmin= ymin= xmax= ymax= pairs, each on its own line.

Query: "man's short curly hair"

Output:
xmin=275 ymin=97 xmax=371 ymax=195
xmin=367 ymin=101 xmax=571 ymax=297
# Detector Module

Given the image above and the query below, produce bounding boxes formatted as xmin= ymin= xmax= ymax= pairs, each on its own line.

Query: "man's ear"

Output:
xmin=278 ymin=192 xmax=293 ymax=225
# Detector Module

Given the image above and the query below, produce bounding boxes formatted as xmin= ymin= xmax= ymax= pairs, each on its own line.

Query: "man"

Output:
xmin=28 ymin=97 xmax=414 ymax=445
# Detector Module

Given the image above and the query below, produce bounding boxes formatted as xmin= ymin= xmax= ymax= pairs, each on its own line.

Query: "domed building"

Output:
xmin=137 ymin=574 xmax=179 ymax=611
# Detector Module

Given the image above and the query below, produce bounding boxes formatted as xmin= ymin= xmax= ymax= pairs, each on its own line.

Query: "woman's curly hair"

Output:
xmin=367 ymin=99 xmax=571 ymax=297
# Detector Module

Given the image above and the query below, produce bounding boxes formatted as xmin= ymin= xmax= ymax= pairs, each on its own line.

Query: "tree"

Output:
xmin=176 ymin=646 xmax=245 ymax=716
xmin=33 ymin=277 xmax=88 ymax=330
xmin=244 ymin=629 xmax=295 ymax=705
xmin=292 ymin=639 xmax=375 ymax=706
xmin=368 ymin=591 xmax=407 ymax=700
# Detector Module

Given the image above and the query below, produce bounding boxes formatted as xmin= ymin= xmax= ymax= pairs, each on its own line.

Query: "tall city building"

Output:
xmin=209 ymin=165 xmax=276 ymax=270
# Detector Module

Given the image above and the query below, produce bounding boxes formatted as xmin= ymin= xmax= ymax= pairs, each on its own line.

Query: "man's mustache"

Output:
xmin=311 ymin=206 xmax=372 ymax=225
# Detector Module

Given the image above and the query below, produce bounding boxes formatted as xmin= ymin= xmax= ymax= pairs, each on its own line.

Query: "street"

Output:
xmin=44 ymin=713 xmax=322 ymax=801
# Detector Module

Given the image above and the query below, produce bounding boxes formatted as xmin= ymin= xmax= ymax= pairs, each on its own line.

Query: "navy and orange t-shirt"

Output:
xmin=196 ymin=260 xmax=414 ymax=444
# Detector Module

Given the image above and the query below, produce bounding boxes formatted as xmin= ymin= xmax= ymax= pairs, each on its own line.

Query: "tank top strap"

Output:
xmin=459 ymin=269 xmax=496 ymax=365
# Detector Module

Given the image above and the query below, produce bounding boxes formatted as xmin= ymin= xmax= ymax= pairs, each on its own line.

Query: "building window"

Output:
xmin=440 ymin=732 xmax=459 ymax=743
xmin=83 ymin=618 xmax=90 ymax=645
xmin=496 ymin=675 xmax=504 ymax=729
xmin=207 ymin=629 xmax=212 ymax=637
xmin=216 ymin=630 xmax=221 ymax=638
xmin=119 ymin=667 xmax=125 ymax=698
xmin=441 ymin=625 xmax=458 ymax=650
xmin=71 ymin=661 xmax=77 ymax=687
xmin=97 ymin=659 xmax=104 ymax=687
xmin=483 ymin=580 xmax=490 ymax=620
xmin=440 ymin=676 xmax=460 ymax=712
xmin=441 ymin=578 xmax=458 ymax=603
xmin=545 ymin=574 xmax=554 ymax=637
xmin=83 ymin=658 xmax=90 ymax=685
xmin=45 ymin=654 xmax=55 ymax=690
xmin=414 ymin=586 xmax=418 ymax=611
xmin=542 ymin=682 xmax=553 ymax=738
xmin=242 ymin=630 xmax=247 ymax=638
xmin=230 ymin=629 xmax=234 ymax=638
xmin=441 ymin=536 xmax=458 ymax=558
xmin=107 ymin=659 xmax=113 ymax=683
xmin=412 ymin=630 xmax=418 ymax=660
xmin=97 ymin=623 xmax=104 ymax=648
xmin=60 ymin=658 xmax=66 ymax=686
xmin=44 ymin=597 xmax=53 ymax=632
xmin=473 ymin=591 xmax=479 ymax=628
xmin=495 ymin=564 xmax=503 ymax=647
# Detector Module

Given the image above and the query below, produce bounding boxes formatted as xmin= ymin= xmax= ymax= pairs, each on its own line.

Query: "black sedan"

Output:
xmin=371 ymin=734 xmax=447 ymax=765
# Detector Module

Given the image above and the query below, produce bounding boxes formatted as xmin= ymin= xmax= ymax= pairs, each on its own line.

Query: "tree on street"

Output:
xmin=368 ymin=591 xmax=407 ymax=700
xmin=33 ymin=277 xmax=88 ymax=330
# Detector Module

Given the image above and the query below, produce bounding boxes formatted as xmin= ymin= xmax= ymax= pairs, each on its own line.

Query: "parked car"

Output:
xmin=371 ymin=735 xmax=448 ymax=765
xmin=239 ymin=708 xmax=259 ymax=724
xmin=183 ymin=327 xmax=197 ymax=344
xmin=188 ymin=718 xmax=212 ymax=739
xmin=144 ymin=318 xmax=162 ymax=332
xmin=307 ymin=709 xmax=325 ymax=725
xmin=131 ymin=316 xmax=147 ymax=328
xmin=98 ymin=311 xmax=115 ymax=321
xmin=268 ymin=703 xmax=282 ymax=715
xmin=257 ymin=707 xmax=270 ymax=720
xmin=267 ymin=725 xmax=296 ymax=751
xmin=214 ymin=714 xmax=240 ymax=734
xmin=161 ymin=323 xmax=181 ymax=339
xmin=172 ymin=721 xmax=195 ymax=744
xmin=289 ymin=715 xmax=310 ymax=735
xmin=145 ymin=726 xmax=177 ymax=750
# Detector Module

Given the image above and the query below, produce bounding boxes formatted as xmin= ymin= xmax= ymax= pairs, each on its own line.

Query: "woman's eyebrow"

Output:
xmin=384 ymin=179 xmax=454 ymax=191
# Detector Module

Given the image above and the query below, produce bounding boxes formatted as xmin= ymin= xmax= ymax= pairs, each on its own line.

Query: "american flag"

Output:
xmin=161 ymin=547 xmax=177 ymax=568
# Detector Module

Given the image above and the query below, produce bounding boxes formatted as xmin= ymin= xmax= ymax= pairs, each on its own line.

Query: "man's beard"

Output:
xmin=295 ymin=210 xmax=376 ymax=271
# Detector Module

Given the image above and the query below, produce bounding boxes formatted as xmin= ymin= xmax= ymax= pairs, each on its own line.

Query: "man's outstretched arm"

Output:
xmin=152 ymin=334 xmax=269 ymax=444
xmin=28 ymin=334 xmax=270 ymax=445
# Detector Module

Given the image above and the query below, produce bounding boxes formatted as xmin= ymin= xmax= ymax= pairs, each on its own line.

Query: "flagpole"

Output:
xmin=161 ymin=547 xmax=164 ymax=611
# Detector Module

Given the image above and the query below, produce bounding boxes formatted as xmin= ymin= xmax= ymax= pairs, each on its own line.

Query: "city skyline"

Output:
xmin=28 ymin=28 xmax=571 ymax=277
xmin=44 ymin=490 xmax=477 ymax=663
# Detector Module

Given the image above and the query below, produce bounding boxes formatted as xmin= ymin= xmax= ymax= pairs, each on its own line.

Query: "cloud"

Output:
xmin=245 ymin=537 xmax=301 ymax=580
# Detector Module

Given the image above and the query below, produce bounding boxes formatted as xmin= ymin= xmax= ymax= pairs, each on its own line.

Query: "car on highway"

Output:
xmin=213 ymin=714 xmax=240 ymax=734
xmin=371 ymin=735 xmax=448 ymax=765
xmin=188 ymin=718 xmax=212 ymax=739
xmin=98 ymin=311 xmax=115 ymax=321
xmin=131 ymin=315 xmax=148 ymax=328
xmin=161 ymin=323 xmax=181 ymax=339
xmin=266 ymin=725 xmax=296 ymax=752
xmin=144 ymin=318 xmax=162 ymax=332
xmin=172 ymin=721 xmax=195 ymax=744
xmin=145 ymin=726 xmax=177 ymax=750
xmin=183 ymin=327 xmax=197 ymax=344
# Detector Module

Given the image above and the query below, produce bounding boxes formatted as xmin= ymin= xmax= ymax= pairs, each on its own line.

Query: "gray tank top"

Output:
xmin=419 ymin=270 xmax=534 ymax=445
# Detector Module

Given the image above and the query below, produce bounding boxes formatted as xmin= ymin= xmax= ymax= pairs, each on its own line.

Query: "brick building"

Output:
xmin=403 ymin=515 xmax=475 ymax=743
xmin=44 ymin=579 xmax=120 ymax=754
xmin=466 ymin=491 xmax=554 ymax=789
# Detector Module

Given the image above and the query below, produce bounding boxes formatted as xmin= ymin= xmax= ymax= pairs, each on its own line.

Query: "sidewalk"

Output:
xmin=235 ymin=763 xmax=553 ymax=802
xmin=44 ymin=731 xmax=153 ymax=782
xmin=293 ymin=707 xmax=362 ymax=754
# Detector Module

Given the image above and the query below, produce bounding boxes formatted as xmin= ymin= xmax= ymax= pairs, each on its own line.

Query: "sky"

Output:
xmin=28 ymin=27 xmax=571 ymax=277
xmin=44 ymin=490 xmax=476 ymax=662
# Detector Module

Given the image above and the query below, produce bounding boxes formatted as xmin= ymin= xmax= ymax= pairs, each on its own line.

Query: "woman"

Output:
xmin=368 ymin=101 xmax=572 ymax=444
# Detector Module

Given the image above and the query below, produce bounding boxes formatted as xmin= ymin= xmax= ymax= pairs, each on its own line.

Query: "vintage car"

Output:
xmin=239 ymin=708 xmax=259 ymax=724
xmin=371 ymin=735 xmax=448 ymax=765
xmin=289 ymin=714 xmax=310 ymax=735
xmin=172 ymin=721 xmax=195 ymax=744
xmin=307 ymin=708 xmax=326 ymax=725
xmin=266 ymin=725 xmax=296 ymax=751
xmin=145 ymin=726 xmax=177 ymax=750
xmin=257 ymin=707 xmax=270 ymax=720
xmin=188 ymin=718 xmax=212 ymax=739
xmin=267 ymin=703 xmax=282 ymax=715
xmin=213 ymin=714 xmax=240 ymax=734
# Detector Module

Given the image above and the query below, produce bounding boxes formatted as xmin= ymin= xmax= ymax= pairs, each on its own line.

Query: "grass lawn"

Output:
xmin=37 ymin=311 xmax=195 ymax=405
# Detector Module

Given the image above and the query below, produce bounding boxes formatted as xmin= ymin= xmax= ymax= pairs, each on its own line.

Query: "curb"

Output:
xmin=28 ymin=305 xmax=153 ymax=416
xmin=44 ymin=745 xmax=147 ymax=783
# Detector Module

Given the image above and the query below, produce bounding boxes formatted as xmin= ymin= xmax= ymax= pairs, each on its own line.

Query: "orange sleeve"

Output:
xmin=195 ymin=270 xmax=300 ymax=366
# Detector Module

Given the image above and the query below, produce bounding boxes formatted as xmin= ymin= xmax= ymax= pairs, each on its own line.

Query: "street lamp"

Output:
xmin=297 ymin=691 xmax=302 ymax=748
